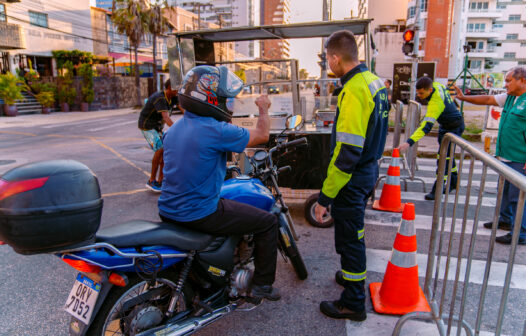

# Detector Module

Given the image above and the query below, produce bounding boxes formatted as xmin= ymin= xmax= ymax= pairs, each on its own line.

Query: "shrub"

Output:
xmin=0 ymin=73 xmax=27 ymax=105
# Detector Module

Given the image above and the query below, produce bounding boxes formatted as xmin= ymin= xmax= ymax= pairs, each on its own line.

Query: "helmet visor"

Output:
xmin=218 ymin=66 xmax=243 ymax=98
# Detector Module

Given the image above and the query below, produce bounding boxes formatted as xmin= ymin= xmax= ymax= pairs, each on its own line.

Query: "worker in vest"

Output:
xmin=314 ymin=30 xmax=389 ymax=321
xmin=398 ymin=77 xmax=465 ymax=200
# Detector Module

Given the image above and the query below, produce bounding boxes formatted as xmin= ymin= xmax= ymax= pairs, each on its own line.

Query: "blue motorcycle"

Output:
xmin=0 ymin=119 xmax=308 ymax=336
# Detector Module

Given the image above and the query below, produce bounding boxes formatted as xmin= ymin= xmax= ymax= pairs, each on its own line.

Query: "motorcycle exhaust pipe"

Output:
xmin=138 ymin=304 xmax=237 ymax=336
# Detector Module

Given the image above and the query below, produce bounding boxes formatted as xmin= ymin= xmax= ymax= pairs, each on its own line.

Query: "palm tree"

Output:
xmin=146 ymin=0 xmax=171 ymax=92
xmin=112 ymin=0 xmax=148 ymax=107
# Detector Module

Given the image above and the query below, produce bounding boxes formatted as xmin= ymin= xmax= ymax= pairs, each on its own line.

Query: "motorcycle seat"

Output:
xmin=96 ymin=220 xmax=218 ymax=251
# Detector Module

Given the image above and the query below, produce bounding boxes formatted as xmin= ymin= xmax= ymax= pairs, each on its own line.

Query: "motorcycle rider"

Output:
xmin=158 ymin=65 xmax=281 ymax=301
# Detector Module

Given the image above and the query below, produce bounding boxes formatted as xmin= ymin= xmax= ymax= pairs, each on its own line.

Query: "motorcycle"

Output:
xmin=0 ymin=115 xmax=308 ymax=336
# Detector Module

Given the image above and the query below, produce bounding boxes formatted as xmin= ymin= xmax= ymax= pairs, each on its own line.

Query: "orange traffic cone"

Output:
xmin=369 ymin=203 xmax=431 ymax=315
xmin=373 ymin=148 xmax=404 ymax=213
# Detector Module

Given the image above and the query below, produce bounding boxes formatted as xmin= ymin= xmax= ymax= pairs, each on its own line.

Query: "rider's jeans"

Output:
xmin=160 ymin=198 xmax=279 ymax=286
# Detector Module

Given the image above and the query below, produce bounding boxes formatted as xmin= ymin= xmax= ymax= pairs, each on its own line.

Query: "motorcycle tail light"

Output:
xmin=109 ymin=273 xmax=128 ymax=287
xmin=0 ymin=241 xmax=5 ymax=245
xmin=63 ymin=258 xmax=101 ymax=274
xmin=0 ymin=177 xmax=49 ymax=201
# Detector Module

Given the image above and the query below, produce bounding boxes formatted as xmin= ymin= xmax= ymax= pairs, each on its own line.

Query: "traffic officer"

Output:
xmin=314 ymin=30 xmax=389 ymax=321
xmin=398 ymin=77 xmax=465 ymax=200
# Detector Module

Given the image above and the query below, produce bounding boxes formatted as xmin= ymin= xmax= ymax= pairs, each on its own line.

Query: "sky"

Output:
xmin=92 ymin=0 xmax=355 ymax=76
xmin=288 ymin=0 xmax=355 ymax=77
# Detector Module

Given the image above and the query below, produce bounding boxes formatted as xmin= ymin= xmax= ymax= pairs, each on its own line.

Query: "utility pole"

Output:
xmin=409 ymin=0 xmax=421 ymax=101
xmin=320 ymin=0 xmax=330 ymax=97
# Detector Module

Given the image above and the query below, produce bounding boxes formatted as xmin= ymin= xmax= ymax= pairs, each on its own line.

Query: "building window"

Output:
xmin=497 ymin=4 xmax=507 ymax=9
xmin=506 ymin=34 xmax=518 ymax=40
xmin=29 ymin=11 xmax=48 ymax=28
xmin=0 ymin=4 xmax=6 ymax=22
xmin=504 ymin=52 xmax=516 ymax=59
xmin=420 ymin=0 xmax=428 ymax=12
xmin=509 ymin=14 xmax=521 ymax=21
xmin=521 ymin=43 xmax=526 ymax=47
xmin=493 ymin=23 xmax=503 ymax=29
xmin=468 ymin=60 xmax=482 ymax=69
xmin=469 ymin=2 xmax=489 ymax=11
xmin=408 ymin=6 xmax=416 ymax=19
xmin=467 ymin=23 xmax=486 ymax=32
xmin=519 ymin=61 xmax=526 ymax=65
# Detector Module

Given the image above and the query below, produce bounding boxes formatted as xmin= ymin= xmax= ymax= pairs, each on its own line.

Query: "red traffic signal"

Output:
xmin=403 ymin=29 xmax=415 ymax=42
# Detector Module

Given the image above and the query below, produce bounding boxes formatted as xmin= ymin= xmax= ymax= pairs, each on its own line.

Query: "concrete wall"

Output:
xmin=374 ymin=32 xmax=408 ymax=79
xmin=90 ymin=77 xmax=149 ymax=109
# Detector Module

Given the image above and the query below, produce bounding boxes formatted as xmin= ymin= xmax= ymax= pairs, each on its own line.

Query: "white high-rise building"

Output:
xmin=169 ymin=0 xmax=260 ymax=59
xmin=448 ymin=0 xmax=526 ymax=78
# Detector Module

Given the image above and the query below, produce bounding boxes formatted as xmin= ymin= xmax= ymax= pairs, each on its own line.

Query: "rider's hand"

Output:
xmin=398 ymin=142 xmax=410 ymax=153
xmin=452 ymin=85 xmax=465 ymax=101
xmin=255 ymin=95 xmax=271 ymax=112
xmin=314 ymin=202 xmax=328 ymax=223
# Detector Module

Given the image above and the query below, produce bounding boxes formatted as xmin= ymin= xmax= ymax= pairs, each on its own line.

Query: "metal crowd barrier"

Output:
xmin=392 ymin=133 xmax=526 ymax=336
xmin=376 ymin=100 xmax=425 ymax=195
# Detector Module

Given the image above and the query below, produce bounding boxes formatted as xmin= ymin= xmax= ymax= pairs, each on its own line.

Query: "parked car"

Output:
xmin=268 ymin=85 xmax=280 ymax=94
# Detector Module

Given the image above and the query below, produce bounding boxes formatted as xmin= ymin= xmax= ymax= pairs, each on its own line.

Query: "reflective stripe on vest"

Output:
xmin=368 ymin=78 xmax=385 ymax=97
xmin=358 ymin=228 xmax=365 ymax=240
xmin=342 ymin=269 xmax=367 ymax=281
xmin=390 ymin=249 xmax=417 ymax=268
xmin=423 ymin=116 xmax=436 ymax=123
xmin=336 ymin=132 xmax=365 ymax=147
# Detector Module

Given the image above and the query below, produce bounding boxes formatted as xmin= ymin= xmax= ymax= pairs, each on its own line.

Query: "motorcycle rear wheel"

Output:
xmin=85 ymin=269 xmax=191 ymax=336
xmin=278 ymin=213 xmax=308 ymax=280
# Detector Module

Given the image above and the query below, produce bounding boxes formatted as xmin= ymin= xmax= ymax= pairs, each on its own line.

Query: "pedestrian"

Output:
xmin=398 ymin=77 xmax=465 ymax=200
xmin=138 ymin=79 xmax=178 ymax=192
xmin=384 ymin=79 xmax=392 ymax=102
xmin=453 ymin=67 xmax=526 ymax=245
xmin=158 ymin=65 xmax=281 ymax=301
xmin=314 ymin=30 xmax=389 ymax=321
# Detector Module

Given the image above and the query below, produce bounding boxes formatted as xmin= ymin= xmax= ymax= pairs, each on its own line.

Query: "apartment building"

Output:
xmin=170 ymin=0 xmax=260 ymax=59
xmin=260 ymin=0 xmax=290 ymax=60
xmin=407 ymin=0 xmax=526 ymax=81
xmin=0 ymin=0 xmax=93 ymax=76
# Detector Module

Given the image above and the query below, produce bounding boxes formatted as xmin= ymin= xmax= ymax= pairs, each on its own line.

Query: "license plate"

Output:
xmin=64 ymin=273 xmax=101 ymax=325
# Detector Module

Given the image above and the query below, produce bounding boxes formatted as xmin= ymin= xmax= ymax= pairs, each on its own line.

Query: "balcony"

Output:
xmin=467 ymin=49 xmax=498 ymax=58
xmin=466 ymin=9 xmax=502 ymax=19
xmin=0 ymin=22 xmax=25 ymax=49
xmin=465 ymin=30 xmax=501 ymax=39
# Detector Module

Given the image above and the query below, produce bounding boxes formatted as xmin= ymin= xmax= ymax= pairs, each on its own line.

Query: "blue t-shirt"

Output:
xmin=158 ymin=111 xmax=250 ymax=221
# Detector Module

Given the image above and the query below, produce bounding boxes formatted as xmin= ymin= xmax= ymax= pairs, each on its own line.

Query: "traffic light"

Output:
xmin=318 ymin=52 xmax=327 ymax=70
xmin=402 ymin=29 xmax=415 ymax=56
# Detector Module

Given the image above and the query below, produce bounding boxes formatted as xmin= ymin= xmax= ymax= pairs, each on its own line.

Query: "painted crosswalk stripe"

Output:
xmin=365 ymin=210 xmax=505 ymax=237
xmin=390 ymin=176 xmax=498 ymax=189
xmin=365 ymin=248 xmax=526 ymax=290
xmin=374 ymin=190 xmax=497 ymax=207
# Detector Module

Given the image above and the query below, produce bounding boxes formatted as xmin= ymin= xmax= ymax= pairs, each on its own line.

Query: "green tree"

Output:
xmin=146 ymin=0 xmax=171 ymax=92
xmin=112 ymin=0 xmax=148 ymax=107
xmin=299 ymin=68 xmax=309 ymax=80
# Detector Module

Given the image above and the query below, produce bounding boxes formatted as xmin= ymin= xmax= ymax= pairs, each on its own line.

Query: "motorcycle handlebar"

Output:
xmin=277 ymin=166 xmax=291 ymax=174
xmin=277 ymin=137 xmax=308 ymax=150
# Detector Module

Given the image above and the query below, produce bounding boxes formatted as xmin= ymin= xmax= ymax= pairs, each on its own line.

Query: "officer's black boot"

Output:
xmin=425 ymin=181 xmax=437 ymax=200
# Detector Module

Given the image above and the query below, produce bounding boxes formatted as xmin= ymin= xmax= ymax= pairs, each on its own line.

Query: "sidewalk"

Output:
xmin=0 ymin=108 xmax=137 ymax=129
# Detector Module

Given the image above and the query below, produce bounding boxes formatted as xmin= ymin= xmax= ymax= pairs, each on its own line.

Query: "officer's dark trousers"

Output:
xmin=331 ymin=163 xmax=378 ymax=311
xmin=432 ymin=123 xmax=465 ymax=193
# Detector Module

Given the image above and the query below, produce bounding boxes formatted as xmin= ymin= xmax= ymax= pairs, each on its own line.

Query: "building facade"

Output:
xmin=407 ymin=0 xmax=526 ymax=81
xmin=170 ymin=0 xmax=259 ymax=59
xmin=368 ymin=0 xmax=410 ymax=79
xmin=1 ymin=0 xmax=93 ymax=77
xmin=90 ymin=7 xmax=108 ymax=57
xmin=260 ymin=0 xmax=290 ymax=60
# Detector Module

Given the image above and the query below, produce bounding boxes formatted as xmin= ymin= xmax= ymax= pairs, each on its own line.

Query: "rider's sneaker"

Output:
xmin=248 ymin=285 xmax=281 ymax=303
xmin=146 ymin=180 xmax=162 ymax=193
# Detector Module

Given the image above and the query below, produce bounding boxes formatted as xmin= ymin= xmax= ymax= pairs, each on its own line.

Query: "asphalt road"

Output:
xmin=0 ymin=110 xmax=524 ymax=336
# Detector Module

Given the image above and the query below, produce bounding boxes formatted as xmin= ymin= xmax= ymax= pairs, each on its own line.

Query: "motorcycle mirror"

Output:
xmin=285 ymin=115 xmax=302 ymax=130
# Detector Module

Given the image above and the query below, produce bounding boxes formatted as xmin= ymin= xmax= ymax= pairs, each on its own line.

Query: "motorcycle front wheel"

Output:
xmin=85 ymin=269 xmax=191 ymax=336
xmin=278 ymin=213 xmax=308 ymax=280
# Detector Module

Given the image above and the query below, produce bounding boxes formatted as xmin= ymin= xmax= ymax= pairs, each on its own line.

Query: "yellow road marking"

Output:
xmin=0 ymin=130 xmax=37 ymax=136
xmin=102 ymin=188 xmax=149 ymax=197
xmin=90 ymin=137 xmax=150 ymax=177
